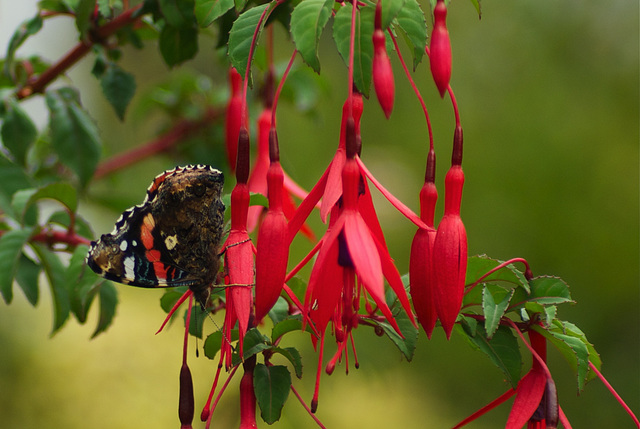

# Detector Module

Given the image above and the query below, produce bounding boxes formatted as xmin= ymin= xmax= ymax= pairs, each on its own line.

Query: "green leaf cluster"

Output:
xmin=459 ymin=255 xmax=600 ymax=391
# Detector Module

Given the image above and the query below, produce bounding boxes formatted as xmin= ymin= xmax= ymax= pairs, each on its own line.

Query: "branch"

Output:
xmin=15 ymin=5 xmax=144 ymax=99
xmin=93 ymin=106 xmax=222 ymax=179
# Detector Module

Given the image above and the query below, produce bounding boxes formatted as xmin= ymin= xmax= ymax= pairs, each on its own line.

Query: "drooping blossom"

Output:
xmin=372 ymin=0 xmax=394 ymax=118
xmin=429 ymin=0 xmax=452 ymax=97
xmin=220 ymin=127 xmax=255 ymax=366
xmin=225 ymin=67 xmax=246 ymax=172
xmin=254 ymin=128 xmax=290 ymax=322
xmin=300 ymin=116 xmax=416 ymax=412
xmin=409 ymin=149 xmax=439 ymax=338
xmin=432 ymin=125 xmax=467 ymax=339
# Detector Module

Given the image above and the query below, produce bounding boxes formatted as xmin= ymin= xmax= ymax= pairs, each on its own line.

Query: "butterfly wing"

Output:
xmin=86 ymin=203 xmax=203 ymax=288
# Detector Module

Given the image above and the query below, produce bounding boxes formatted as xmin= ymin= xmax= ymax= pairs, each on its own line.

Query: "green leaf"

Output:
xmin=236 ymin=328 xmax=271 ymax=362
xmin=159 ymin=0 xmax=196 ymax=28
xmin=15 ymin=254 xmax=40 ymax=306
xmin=195 ymin=0 xmax=235 ymax=27
xmin=267 ymin=296 xmax=290 ymax=326
xmin=32 ymin=243 xmax=71 ymax=335
xmin=0 ymin=156 xmax=31 ymax=219
xmin=394 ymin=0 xmax=427 ymax=69
xmin=527 ymin=276 xmax=573 ymax=305
xmin=380 ymin=0 xmax=405 ymax=30
xmin=290 ymin=0 xmax=334 ymax=73
xmin=67 ymin=245 xmax=100 ymax=323
xmin=459 ymin=317 xmax=522 ymax=388
xmin=367 ymin=310 xmax=419 ymax=362
xmin=271 ymin=347 xmax=303 ymax=379
xmin=0 ymin=228 xmax=32 ymax=303
xmin=98 ymin=62 xmax=136 ymax=120
xmin=3 ymin=14 xmax=43 ymax=76
xmin=228 ymin=3 xmax=271 ymax=81
xmin=92 ymin=281 xmax=117 ymax=337
xmin=185 ymin=305 xmax=207 ymax=339
xmin=203 ymin=329 xmax=239 ymax=359
xmin=46 ymin=87 xmax=102 ymax=188
xmin=253 ymin=364 xmax=291 ymax=424
xmin=160 ymin=289 xmax=188 ymax=312
xmin=159 ymin=24 xmax=199 ymax=67
xmin=75 ymin=0 xmax=96 ymax=38
xmin=482 ymin=284 xmax=514 ymax=339
xmin=469 ymin=0 xmax=481 ymax=18
xmin=271 ymin=315 xmax=305 ymax=343
xmin=12 ymin=183 xmax=78 ymax=224
xmin=533 ymin=321 xmax=600 ymax=393
xmin=1 ymin=98 xmax=37 ymax=165
xmin=333 ymin=3 xmax=374 ymax=97
xmin=47 ymin=211 xmax=94 ymax=240
xmin=466 ymin=255 xmax=529 ymax=292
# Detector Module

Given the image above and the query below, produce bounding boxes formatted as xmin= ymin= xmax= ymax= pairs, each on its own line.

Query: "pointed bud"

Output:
xmin=410 ymin=181 xmax=438 ymax=338
xmin=432 ymin=164 xmax=466 ymax=339
xmin=178 ymin=363 xmax=194 ymax=429
xmin=255 ymin=161 xmax=289 ymax=322
xmin=429 ymin=0 xmax=452 ymax=97
xmin=225 ymin=68 xmax=244 ymax=171
xmin=372 ymin=1 xmax=395 ymax=119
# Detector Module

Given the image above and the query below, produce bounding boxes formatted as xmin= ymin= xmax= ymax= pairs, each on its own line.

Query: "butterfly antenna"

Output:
xmin=197 ymin=292 xmax=236 ymax=354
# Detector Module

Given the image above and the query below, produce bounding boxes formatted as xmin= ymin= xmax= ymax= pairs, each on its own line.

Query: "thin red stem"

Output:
xmin=464 ymin=257 xmax=533 ymax=296
xmin=290 ymin=383 xmax=327 ymax=428
xmin=452 ymin=389 xmax=516 ymax=429
xmin=589 ymin=361 xmax=640 ymax=426
xmin=389 ymin=30 xmax=433 ymax=151
xmin=506 ymin=319 xmax=552 ymax=380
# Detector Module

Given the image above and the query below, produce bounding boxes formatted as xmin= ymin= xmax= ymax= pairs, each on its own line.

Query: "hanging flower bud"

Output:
xmin=178 ymin=362 xmax=194 ymax=429
xmin=225 ymin=67 xmax=245 ymax=171
xmin=433 ymin=126 xmax=466 ymax=339
xmin=372 ymin=0 xmax=394 ymax=118
xmin=409 ymin=150 xmax=438 ymax=338
xmin=429 ymin=0 xmax=452 ymax=98
xmin=254 ymin=131 xmax=289 ymax=322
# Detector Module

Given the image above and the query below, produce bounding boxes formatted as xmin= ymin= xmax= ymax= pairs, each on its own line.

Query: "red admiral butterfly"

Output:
xmin=86 ymin=165 xmax=225 ymax=306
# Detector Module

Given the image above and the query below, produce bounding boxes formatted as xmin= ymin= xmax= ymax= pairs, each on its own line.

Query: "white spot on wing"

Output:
xmin=120 ymin=240 xmax=128 ymax=252
xmin=124 ymin=256 xmax=136 ymax=280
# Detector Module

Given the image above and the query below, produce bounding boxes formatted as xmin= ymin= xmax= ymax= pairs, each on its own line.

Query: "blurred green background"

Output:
xmin=0 ymin=0 xmax=638 ymax=427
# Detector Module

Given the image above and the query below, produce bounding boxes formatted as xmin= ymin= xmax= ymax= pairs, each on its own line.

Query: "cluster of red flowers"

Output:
xmin=166 ymin=1 xmax=638 ymax=428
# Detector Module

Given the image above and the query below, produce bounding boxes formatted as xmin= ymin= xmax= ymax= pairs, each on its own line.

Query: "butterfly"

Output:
xmin=86 ymin=165 xmax=225 ymax=306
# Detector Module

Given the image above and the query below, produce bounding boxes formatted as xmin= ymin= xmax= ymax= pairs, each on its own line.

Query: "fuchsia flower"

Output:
xmin=221 ymin=128 xmax=255 ymax=366
xmin=225 ymin=67 xmax=246 ymax=172
xmin=432 ymin=125 xmax=467 ymax=339
xmin=298 ymin=113 xmax=416 ymax=412
xmin=429 ymin=0 xmax=452 ymax=97
xmin=372 ymin=0 xmax=394 ymax=118
xmin=254 ymin=128 xmax=290 ymax=322
xmin=409 ymin=149 xmax=438 ymax=338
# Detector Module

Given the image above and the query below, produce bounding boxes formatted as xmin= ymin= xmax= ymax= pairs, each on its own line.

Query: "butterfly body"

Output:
xmin=87 ymin=165 xmax=225 ymax=305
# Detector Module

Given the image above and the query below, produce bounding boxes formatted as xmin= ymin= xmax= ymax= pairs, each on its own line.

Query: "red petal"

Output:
xmin=409 ymin=227 xmax=438 ymax=337
xmin=254 ymin=210 xmax=288 ymax=321
xmin=506 ymin=368 xmax=547 ymax=429
xmin=225 ymin=68 xmax=245 ymax=171
xmin=432 ymin=214 xmax=467 ymax=338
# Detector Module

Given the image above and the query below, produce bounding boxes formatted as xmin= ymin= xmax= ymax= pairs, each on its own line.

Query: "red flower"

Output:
xmin=409 ymin=149 xmax=438 ymax=338
xmin=225 ymin=67 xmax=246 ymax=171
xmin=254 ymin=131 xmax=290 ymax=322
xmin=432 ymin=126 xmax=466 ymax=339
xmin=372 ymin=0 xmax=394 ymax=118
xmin=429 ymin=0 xmax=452 ymax=97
